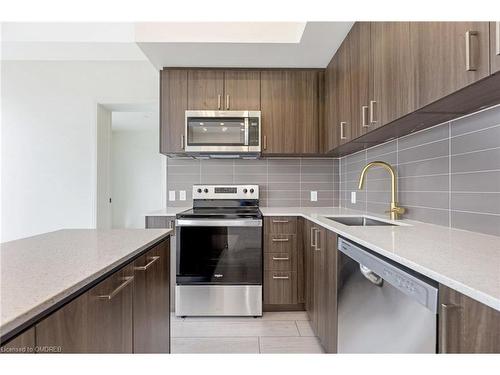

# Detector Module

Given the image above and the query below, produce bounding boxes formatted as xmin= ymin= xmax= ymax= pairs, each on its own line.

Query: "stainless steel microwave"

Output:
xmin=185 ymin=110 xmax=261 ymax=155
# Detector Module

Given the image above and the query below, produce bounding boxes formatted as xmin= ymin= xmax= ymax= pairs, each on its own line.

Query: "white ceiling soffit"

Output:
xmin=136 ymin=22 xmax=354 ymax=69
xmin=1 ymin=22 xmax=146 ymax=61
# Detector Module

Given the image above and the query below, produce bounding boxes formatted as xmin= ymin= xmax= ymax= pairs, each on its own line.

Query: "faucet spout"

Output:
xmin=357 ymin=161 xmax=405 ymax=220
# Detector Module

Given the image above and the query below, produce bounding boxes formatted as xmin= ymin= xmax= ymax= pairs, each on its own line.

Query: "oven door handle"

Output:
xmin=176 ymin=219 xmax=262 ymax=227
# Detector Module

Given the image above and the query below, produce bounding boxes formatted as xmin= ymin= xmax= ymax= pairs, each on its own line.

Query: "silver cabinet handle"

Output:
xmin=272 ymin=219 xmax=289 ymax=223
xmin=217 ymin=94 xmax=221 ymax=110
xmin=369 ymin=100 xmax=377 ymax=125
xmin=263 ymin=135 xmax=267 ymax=150
xmin=465 ymin=30 xmax=478 ymax=71
xmin=134 ymin=256 xmax=160 ymax=271
xmin=98 ymin=276 xmax=134 ymax=300
xmin=496 ymin=22 xmax=500 ymax=56
xmin=272 ymin=257 xmax=290 ymax=261
xmin=340 ymin=122 xmax=347 ymax=140
xmin=226 ymin=94 xmax=230 ymax=110
xmin=273 ymin=275 xmax=289 ymax=280
xmin=314 ymin=228 xmax=321 ymax=251
xmin=440 ymin=303 xmax=462 ymax=353
xmin=361 ymin=105 xmax=369 ymax=127
xmin=310 ymin=227 xmax=316 ymax=248
xmin=180 ymin=135 xmax=185 ymax=149
xmin=272 ymin=238 xmax=289 ymax=242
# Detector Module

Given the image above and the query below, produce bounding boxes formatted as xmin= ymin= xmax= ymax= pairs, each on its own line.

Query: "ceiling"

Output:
xmin=1 ymin=22 xmax=354 ymax=68
xmin=136 ymin=22 xmax=353 ymax=68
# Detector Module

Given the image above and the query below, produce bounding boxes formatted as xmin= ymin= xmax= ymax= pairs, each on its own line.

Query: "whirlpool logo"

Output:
xmin=214 ymin=274 xmax=224 ymax=278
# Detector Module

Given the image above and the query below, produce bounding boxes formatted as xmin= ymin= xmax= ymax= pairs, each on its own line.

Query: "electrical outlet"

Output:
xmin=179 ymin=190 xmax=186 ymax=201
xmin=351 ymin=191 xmax=356 ymax=204
xmin=310 ymin=191 xmax=318 ymax=202
xmin=169 ymin=190 xmax=176 ymax=201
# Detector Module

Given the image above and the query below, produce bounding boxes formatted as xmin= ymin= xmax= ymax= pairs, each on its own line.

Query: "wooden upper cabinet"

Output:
xmin=412 ymin=22 xmax=490 ymax=109
xmin=370 ymin=22 xmax=417 ymax=127
xmin=160 ymin=69 xmax=188 ymax=154
xmin=133 ymin=241 xmax=170 ymax=353
xmin=347 ymin=22 xmax=372 ymax=136
xmin=223 ymin=70 xmax=261 ymax=110
xmin=261 ymin=70 xmax=319 ymax=154
xmin=187 ymin=70 xmax=224 ymax=110
xmin=36 ymin=265 xmax=134 ymax=353
xmin=335 ymin=41 xmax=353 ymax=145
xmin=439 ymin=284 xmax=500 ymax=353
xmin=491 ymin=22 xmax=500 ymax=74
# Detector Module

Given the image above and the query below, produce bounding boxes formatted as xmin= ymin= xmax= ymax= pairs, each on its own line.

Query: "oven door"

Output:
xmin=176 ymin=218 xmax=262 ymax=285
xmin=184 ymin=110 xmax=261 ymax=153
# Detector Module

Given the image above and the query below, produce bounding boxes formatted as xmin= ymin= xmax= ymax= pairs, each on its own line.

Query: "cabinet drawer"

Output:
xmin=264 ymin=217 xmax=297 ymax=234
xmin=264 ymin=253 xmax=296 ymax=271
xmin=264 ymin=271 xmax=297 ymax=305
xmin=264 ymin=234 xmax=296 ymax=253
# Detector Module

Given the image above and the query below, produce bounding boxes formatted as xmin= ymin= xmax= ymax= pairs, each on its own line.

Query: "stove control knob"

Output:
xmin=197 ymin=188 xmax=202 ymax=193
xmin=249 ymin=188 xmax=255 ymax=194
xmin=243 ymin=188 xmax=248 ymax=194
xmin=204 ymin=188 xmax=209 ymax=193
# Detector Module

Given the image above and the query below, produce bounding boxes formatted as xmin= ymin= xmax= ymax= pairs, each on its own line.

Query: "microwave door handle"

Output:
xmin=244 ymin=118 xmax=249 ymax=146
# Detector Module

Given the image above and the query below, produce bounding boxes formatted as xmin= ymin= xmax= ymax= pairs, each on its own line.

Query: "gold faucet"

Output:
xmin=358 ymin=161 xmax=406 ymax=220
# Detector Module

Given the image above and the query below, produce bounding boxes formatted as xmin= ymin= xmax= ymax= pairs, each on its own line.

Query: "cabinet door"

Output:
xmin=313 ymin=227 xmax=327 ymax=342
xmin=133 ymin=241 xmax=170 ymax=353
xmin=303 ymin=220 xmax=314 ymax=316
xmin=1 ymin=327 xmax=35 ymax=354
xmin=323 ymin=230 xmax=338 ymax=353
xmin=348 ymin=22 xmax=372 ymax=136
xmin=36 ymin=265 xmax=134 ymax=353
xmin=370 ymin=22 xmax=417 ymax=128
xmin=439 ymin=285 xmax=500 ymax=353
xmin=324 ymin=59 xmax=339 ymax=152
xmin=261 ymin=70 xmax=319 ymax=154
xmin=187 ymin=70 xmax=224 ymax=110
xmin=334 ymin=41 xmax=353 ymax=145
xmin=412 ymin=22 xmax=490 ymax=109
xmin=223 ymin=70 xmax=260 ymax=110
xmin=491 ymin=22 xmax=500 ymax=74
xmin=160 ymin=69 xmax=188 ymax=153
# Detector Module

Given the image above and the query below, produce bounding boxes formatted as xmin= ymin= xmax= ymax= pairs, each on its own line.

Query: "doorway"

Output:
xmin=95 ymin=102 xmax=165 ymax=229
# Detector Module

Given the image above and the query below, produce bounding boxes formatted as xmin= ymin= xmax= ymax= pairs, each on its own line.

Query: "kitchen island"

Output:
xmin=0 ymin=228 xmax=171 ymax=352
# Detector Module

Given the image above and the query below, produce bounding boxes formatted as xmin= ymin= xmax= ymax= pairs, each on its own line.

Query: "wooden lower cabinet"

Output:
xmin=13 ymin=239 xmax=172 ymax=354
xmin=1 ymin=327 xmax=35 ymax=353
xmin=439 ymin=284 xmax=500 ymax=353
xmin=264 ymin=271 xmax=298 ymax=305
xmin=302 ymin=219 xmax=338 ymax=353
xmin=133 ymin=241 xmax=170 ymax=353
xmin=36 ymin=264 xmax=134 ymax=353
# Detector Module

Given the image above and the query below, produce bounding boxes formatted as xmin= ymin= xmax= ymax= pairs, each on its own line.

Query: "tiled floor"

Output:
xmin=170 ymin=311 xmax=324 ymax=354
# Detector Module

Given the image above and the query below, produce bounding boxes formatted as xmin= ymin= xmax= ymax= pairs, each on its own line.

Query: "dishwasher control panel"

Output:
xmin=338 ymin=237 xmax=438 ymax=313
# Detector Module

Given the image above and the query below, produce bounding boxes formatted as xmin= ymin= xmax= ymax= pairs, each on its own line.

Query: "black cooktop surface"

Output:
xmin=177 ymin=207 xmax=262 ymax=219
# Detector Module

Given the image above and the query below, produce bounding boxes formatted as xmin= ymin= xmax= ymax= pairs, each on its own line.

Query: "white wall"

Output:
xmin=1 ymin=61 xmax=158 ymax=242
xmin=111 ymin=116 xmax=162 ymax=229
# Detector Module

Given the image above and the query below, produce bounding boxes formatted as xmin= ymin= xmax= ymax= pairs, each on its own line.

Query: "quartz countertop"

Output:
xmin=0 ymin=228 xmax=171 ymax=339
xmin=260 ymin=207 xmax=500 ymax=312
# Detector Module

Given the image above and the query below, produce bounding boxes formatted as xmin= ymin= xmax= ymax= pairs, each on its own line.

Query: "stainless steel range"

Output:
xmin=175 ymin=184 xmax=262 ymax=317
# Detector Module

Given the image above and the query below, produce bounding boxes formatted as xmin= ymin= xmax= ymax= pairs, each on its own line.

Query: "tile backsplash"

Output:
xmin=165 ymin=104 xmax=499 ymax=236
xmin=166 ymin=158 xmax=339 ymax=208
xmin=340 ymin=104 xmax=500 ymax=236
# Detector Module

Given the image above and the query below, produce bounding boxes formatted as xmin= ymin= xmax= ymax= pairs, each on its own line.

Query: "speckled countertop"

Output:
xmin=260 ymin=207 xmax=500 ymax=312
xmin=146 ymin=207 xmax=190 ymax=216
xmin=0 ymin=228 xmax=171 ymax=339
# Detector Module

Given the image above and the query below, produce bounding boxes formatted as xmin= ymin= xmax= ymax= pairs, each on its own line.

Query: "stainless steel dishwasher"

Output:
xmin=337 ymin=237 xmax=438 ymax=353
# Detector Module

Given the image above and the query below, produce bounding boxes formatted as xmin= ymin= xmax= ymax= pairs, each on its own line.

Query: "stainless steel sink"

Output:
xmin=325 ymin=216 xmax=398 ymax=226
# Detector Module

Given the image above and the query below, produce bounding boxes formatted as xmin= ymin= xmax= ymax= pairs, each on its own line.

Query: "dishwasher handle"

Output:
xmin=359 ymin=264 xmax=384 ymax=286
